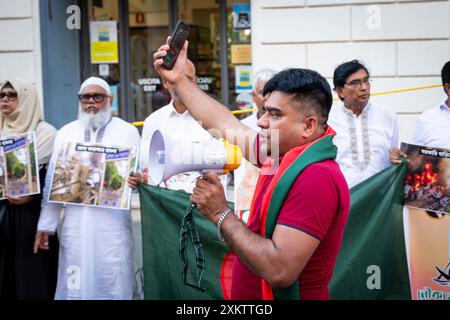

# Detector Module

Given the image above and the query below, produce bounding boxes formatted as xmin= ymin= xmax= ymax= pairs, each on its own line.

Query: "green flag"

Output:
xmin=329 ymin=162 xmax=411 ymax=299
xmin=139 ymin=161 xmax=411 ymax=300
xmin=138 ymin=185 xmax=231 ymax=299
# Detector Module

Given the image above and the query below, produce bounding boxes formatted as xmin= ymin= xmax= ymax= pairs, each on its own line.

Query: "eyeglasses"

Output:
xmin=0 ymin=92 xmax=18 ymax=102
xmin=78 ymin=93 xmax=109 ymax=104
xmin=345 ymin=77 xmax=372 ymax=88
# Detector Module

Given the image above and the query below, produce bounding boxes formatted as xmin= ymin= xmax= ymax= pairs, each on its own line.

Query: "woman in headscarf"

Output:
xmin=0 ymin=79 xmax=58 ymax=300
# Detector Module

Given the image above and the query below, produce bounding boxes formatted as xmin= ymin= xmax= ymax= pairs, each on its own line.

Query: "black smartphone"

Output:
xmin=163 ymin=21 xmax=191 ymax=70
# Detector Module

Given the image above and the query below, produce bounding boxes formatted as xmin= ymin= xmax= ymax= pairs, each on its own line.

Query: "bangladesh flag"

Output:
xmin=139 ymin=161 xmax=411 ymax=300
xmin=139 ymin=185 xmax=233 ymax=299
xmin=329 ymin=161 xmax=411 ymax=299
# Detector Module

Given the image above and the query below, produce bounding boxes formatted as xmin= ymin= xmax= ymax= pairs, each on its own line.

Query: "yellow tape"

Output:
xmin=133 ymin=121 xmax=145 ymax=127
xmin=133 ymin=84 xmax=442 ymax=127
xmin=231 ymin=108 xmax=257 ymax=115
xmin=333 ymin=84 xmax=442 ymax=101
xmin=370 ymin=84 xmax=442 ymax=96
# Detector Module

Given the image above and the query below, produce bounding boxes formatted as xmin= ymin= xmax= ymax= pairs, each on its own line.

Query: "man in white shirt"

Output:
xmin=34 ymin=77 xmax=141 ymax=299
xmin=328 ymin=60 xmax=399 ymax=188
xmin=391 ymin=61 xmax=450 ymax=164
xmin=141 ymin=59 xmax=216 ymax=193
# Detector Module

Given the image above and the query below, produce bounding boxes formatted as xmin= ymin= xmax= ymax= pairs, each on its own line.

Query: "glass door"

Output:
xmin=128 ymin=0 xmax=171 ymax=122
xmin=81 ymin=0 xmax=252 ymax=124
xmin=178 ymin=0 xmax=252 ymax=117
xmin=178 ymin=0 xmax=221 ymax=102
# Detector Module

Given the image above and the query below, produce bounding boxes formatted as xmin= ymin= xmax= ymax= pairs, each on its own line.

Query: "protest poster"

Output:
xmin=403 ymin=207 xmax=450 ymax=300
xmin=401 ymin=143 xmax=450 ymax=299
xmin=0 ymin=132 xmax=40 ymax=199
xmin=48 ymin=142 xmax=137 ymax=210
xmin=401 ymin=142 xmax=450 ymax=215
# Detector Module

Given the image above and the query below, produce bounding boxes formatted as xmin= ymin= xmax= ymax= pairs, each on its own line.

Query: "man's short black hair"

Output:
xmin=263 ymin=68 xmax=333 ymax=126
xmin=442 ymin=61 xmax=450 ymax=91
xmin=333 ymin=59 xmax=370 ymax=90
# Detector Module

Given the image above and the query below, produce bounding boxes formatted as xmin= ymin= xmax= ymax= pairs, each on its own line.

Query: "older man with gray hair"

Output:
xmin=34 ymin=77 xmax=141 ymax=300
xmin=241 ymin=68 xmax=276 ymax=131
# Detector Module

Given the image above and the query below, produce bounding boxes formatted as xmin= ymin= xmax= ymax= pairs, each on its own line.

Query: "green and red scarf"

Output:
xmin=247 ymin=126 xmax=337 ymax=300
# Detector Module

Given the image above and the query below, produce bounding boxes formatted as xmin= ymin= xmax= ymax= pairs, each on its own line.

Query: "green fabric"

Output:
xmin=139 ymin=184 xmax=231 ymax=299
xmin=179 ymin=204 xmax=206 ymax=292
xmin=139 ymin=160 xmax=411 ymax=300
xmin=265 ymin=135 xmax=337 ymax=300
xmin=329 ymin=160 xmax=411 ymax=299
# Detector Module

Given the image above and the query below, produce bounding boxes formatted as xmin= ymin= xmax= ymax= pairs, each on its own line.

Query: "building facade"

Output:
xmin=1 ymin=0 xmax=449 ymax=142
xmin=251 ymin=0 xmax=450 ymax=143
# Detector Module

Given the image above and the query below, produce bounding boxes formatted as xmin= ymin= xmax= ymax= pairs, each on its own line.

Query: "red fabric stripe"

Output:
xmin=220 ymin=252 xmax=236 ymax=300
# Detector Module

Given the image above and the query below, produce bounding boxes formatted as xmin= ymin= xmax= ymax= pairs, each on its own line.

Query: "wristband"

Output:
xmin=217 ymin=207 xmax=233 ymax=241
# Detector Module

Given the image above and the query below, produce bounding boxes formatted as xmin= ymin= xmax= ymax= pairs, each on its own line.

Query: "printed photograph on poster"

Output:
xmin=235 ymin=65 xmax=252 ymax=93
xmin=233 ymin=3 xmax=251 ymax=30
xmin=48 ymin=142 xmax=138 ymax=210
xmin=403 ymin=207 xmax=450 ymax=300
xmin=401 ymin=142 xmax=450 ymax=215
xmin=90 ymin=21 xmax=119 ymax=64
xmin=0 ymin=132 xmax=40 ymax=199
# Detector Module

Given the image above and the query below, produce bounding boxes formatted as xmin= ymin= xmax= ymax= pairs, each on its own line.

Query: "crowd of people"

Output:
xmin=0 ymin=37 xmax=448 ymax=299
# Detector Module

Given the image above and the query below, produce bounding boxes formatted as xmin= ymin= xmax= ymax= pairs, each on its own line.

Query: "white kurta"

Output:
xmin=141 ymin=101 xmax=215 ymax=193
xmin=328 ymin=101 xmax=399 ymax=188
xmin=37 ymin=117 xmax=141 ymax=300
xmin=241 ymin=112 xmax=259 ymax=131
xmin=411 ymin=99 xmax=450 ymax=149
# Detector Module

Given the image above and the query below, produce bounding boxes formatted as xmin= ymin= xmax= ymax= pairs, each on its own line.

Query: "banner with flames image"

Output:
xmin=401 ymin=143 xmax=450 ymax=216
xmin=401 ymin=143 xmax=450 ymax=300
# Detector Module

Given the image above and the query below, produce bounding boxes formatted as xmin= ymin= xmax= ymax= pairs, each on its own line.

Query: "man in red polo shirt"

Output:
xmin=153 ymin=41 xmax=349 ymax=300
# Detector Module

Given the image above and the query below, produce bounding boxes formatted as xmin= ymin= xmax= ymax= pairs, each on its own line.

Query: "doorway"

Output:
xmin=80 ymin=0 xmax=252 ymax=124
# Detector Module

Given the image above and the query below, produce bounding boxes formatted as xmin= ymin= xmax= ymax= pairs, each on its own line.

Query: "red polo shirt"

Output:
xmin=231 ymin=159 xmax=350 ymax=300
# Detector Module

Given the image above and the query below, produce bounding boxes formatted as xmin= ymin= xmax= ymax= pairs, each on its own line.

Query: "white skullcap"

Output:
xmin=79 ymin=77 xmax=112 ymax=95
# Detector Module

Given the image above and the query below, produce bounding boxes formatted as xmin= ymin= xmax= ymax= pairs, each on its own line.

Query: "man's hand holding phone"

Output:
xmin=153 ymin=21 xmax=191 ymax=85
xmin=153 ymin=38 xmax=188 ymax=85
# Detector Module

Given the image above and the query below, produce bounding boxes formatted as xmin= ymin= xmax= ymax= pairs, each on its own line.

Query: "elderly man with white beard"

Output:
xmin=33 ymin=77 xmax=141 ymax=300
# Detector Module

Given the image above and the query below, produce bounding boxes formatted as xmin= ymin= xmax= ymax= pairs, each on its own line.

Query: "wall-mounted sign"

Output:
xmin=233 ymin=3 xmax=251 ymax=30
xmin=235 ymin=65 xmax=252 ymax=93
xmin=231 ymin=44 xmax=252 ymax=65
xmin=90 ymin=21 xmax=119 ymax=64
xmin=99 ymin=64 xmax=110 ymax=77
xmin=138 ymin=78 xmax=162 ymax=92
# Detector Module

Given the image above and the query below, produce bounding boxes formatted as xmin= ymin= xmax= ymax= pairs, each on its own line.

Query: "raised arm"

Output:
xmin=153 ymin=40 xmax=258 ymax=163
